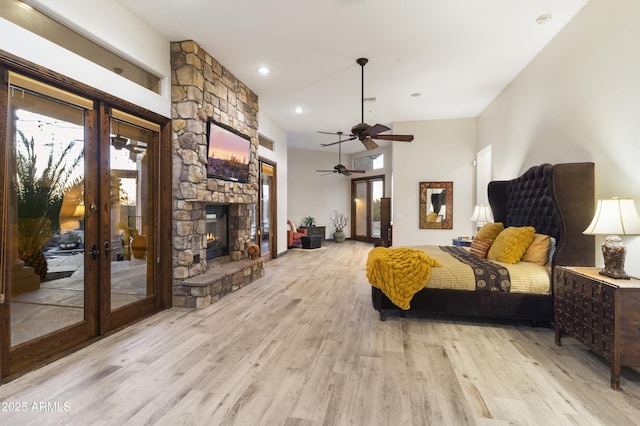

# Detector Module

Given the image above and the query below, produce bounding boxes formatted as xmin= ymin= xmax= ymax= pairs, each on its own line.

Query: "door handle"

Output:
xmin=90 ymin=244 xmax=99 ymax=259
xmin=104 ymin=241 xmax=111 ymax=258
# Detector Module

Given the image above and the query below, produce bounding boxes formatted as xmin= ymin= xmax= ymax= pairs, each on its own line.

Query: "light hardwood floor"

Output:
xmin=1 ymin=240 xmax=640 ymax=425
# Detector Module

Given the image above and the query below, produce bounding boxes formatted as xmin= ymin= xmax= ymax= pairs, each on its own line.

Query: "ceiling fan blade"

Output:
xmin=372 ymin=134 xmax=414 ymax=142
xmin=362 ymin=137 xmax=379 ymax=150
xmin=363 ymin=123 xmax=391 ymax=137
xmin=316 ymin=169 xmax=336 ymax=173
xmin=344 ymin=169 xmax=366 ymax=174
xmin=321 ymin=136 xmax=356 ymax=147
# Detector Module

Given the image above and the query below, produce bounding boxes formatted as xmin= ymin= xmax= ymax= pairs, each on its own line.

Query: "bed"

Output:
xmin=369 ymin=162 xmax=596 ymax=324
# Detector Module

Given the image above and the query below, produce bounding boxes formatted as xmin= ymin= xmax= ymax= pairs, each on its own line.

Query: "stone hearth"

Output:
xmin=171 ymin=40 xmax=263 ymax=308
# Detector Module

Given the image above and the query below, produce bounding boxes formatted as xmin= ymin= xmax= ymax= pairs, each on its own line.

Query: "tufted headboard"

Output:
xmin=487 ymin=163 xmax=595 ymax=268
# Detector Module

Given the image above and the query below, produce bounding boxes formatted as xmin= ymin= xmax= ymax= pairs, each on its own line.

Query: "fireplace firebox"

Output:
xmin=206 ymin=205 xmax=229 ymax=260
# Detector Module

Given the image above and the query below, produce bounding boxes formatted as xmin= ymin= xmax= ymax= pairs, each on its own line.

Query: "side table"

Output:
xmin=554 ymin=266 xmax=640 ymax=390
xmin=452 ymin=237 xmax=472 ymax=247
xmin=300 ymin=226 xmax=325 ymax=240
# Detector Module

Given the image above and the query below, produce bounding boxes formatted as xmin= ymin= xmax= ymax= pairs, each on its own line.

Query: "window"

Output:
xmin=353 ymin=153 xmax=383 ymax=171
xmin=0 ymin=0 xmax=161 ymax=93
xmin=258 ymin=134 xmax=274 ymax=151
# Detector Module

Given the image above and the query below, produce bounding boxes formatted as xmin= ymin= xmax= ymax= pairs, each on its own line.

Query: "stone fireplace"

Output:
xmin=206 ymin=204 xmax=229 ymax=260
xmin=170 ymin=40 xmax=264 ymax=308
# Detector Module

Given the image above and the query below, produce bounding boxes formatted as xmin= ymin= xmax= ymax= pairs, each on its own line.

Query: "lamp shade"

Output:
xmin=470 ymin=204 xmax=493 ymax=222
xmin=73 ymin=204 xmax=85 ymax=218
xmin=583 ymin=198 xmax=640 ymax=235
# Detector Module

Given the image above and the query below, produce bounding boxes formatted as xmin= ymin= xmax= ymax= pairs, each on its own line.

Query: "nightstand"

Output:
xmin=554 ymin=266 xmax=640 ymax=390
xmin=452 ymin=237 xmax=472 ymax=247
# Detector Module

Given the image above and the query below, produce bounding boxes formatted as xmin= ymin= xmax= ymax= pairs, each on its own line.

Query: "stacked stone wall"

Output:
xmin=170 ymin=40 xmax=261 ymax=308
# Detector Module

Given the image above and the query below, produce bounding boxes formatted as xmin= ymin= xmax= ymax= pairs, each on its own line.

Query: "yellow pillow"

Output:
xmin=521 ymin=233 xmax=551 ymax=265
xmin=475 ymin=222 xmax=504 ymax=241
xmin=487 ymin=226 xmax=536 ymax=264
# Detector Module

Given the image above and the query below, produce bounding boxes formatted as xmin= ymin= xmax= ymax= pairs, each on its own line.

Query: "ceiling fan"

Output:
xmin=320 ymin=57 xmax=414 ymax=151
xmin=111 ymin=136 xmax=146 ymax=154
xmin=316 ymin=132 xmax=366 ymax=176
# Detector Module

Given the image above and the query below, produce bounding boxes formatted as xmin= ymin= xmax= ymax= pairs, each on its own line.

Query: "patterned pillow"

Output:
xmin=487 ymin=226 xmax=536 ymax=264
xmin=475 ymin=222 xmax=504 ymax=241
xmin=469 ymin=238 xmax=492 ymax=259
xmin=521 ymin=233 xmax=552 ymax=265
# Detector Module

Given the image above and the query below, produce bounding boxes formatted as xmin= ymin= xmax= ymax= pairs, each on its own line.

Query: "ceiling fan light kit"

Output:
xmin=111 ymin=135 xmax=128 ymax=150
xmin=318 ymin=58 xmax=414 ymax=151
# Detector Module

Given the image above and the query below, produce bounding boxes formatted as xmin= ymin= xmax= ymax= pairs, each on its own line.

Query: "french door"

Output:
xmin=352 ymin=176 xmax=385 ymax=243
xmin=257 ymin=159 xmax=277 ymax=260
xmin=0 ymin=72 xmax=164 ymax=377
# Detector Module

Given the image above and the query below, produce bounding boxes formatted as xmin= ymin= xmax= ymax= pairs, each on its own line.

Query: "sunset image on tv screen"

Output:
xmin=207 ymin=122 xmax=250 ymax=183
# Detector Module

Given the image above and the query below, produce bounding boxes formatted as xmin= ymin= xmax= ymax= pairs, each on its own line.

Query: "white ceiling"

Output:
xmin=117 ymin=0 xmax=589 ymax=153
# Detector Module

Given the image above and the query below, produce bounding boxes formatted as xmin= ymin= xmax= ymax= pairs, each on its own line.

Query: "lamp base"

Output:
xmin=600 ymin=235 xmax=631 ymax=280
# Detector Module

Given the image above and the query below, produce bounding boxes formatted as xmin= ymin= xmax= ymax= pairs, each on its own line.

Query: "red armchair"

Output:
xmin=287 ymin=220 xmax=307 ymax=248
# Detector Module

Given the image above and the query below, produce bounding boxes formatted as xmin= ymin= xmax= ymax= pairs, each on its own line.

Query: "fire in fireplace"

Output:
xmin=206 ymin=205 xmax=229 ymax=260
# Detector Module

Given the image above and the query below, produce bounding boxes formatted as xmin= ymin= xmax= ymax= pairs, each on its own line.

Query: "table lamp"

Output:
xmin=583 ymin=198 xmax=640 ymax=279
xmin=470 ymin=204 xmax=493 ymax=231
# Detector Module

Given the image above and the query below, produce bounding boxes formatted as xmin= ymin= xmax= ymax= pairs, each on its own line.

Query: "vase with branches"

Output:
xmin=330 ymin=211 xmax=348 ymax=243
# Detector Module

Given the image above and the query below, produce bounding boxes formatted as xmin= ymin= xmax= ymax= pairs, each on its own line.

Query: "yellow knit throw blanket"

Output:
xmin=366 ymin=247 xmax=441 ymax=310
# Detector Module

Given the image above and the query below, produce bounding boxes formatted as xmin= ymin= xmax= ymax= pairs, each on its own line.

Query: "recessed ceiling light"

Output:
xmin=293 ymin=106 xmax=304 ymax=114
xmin=536 ymin=14 xmax=552 ymax=25
xmin=257 ymin=66 xmax=270 ymax=75
xmin=411 ymin=92 xmax=421 ymax=97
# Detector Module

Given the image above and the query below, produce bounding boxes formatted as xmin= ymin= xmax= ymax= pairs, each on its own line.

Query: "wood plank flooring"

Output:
xmin=1 ymin=240 xmax=640 ymax=425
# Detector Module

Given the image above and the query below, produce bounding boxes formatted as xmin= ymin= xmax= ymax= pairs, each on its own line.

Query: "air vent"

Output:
xmin=363 ymin=97 xmax=376 ymax=102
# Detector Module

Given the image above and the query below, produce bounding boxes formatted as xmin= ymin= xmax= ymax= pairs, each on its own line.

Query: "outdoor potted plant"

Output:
xmin=15 ymin=131 xmax=82 ymax=279
xmin=118 ymin=222 xmax=147 ymax=259
xmin=330 ymin=211 xmax=348 ymax=243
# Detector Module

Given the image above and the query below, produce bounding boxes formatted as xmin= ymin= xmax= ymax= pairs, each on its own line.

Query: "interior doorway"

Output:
xmin=257 ymin=159 xmax=277 ymax=260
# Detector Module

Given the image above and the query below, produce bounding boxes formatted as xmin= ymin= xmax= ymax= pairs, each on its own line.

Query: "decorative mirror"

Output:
xmin=419 ymin=181 xmax=453 ymax=229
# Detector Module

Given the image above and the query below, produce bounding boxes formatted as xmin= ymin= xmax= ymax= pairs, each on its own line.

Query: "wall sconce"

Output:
xmin=583 ymin=198 xmax=640 ymax=279
xmin=470 ymin=204 xmax=493 ymax=231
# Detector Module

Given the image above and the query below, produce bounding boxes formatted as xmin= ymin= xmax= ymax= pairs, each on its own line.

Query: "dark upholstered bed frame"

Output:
xmin=371 ymin=162 xmax=596 ymax=324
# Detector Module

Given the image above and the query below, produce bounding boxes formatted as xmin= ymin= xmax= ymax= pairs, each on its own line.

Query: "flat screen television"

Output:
xmin=206 ymin=119 xmax=251 ymax=183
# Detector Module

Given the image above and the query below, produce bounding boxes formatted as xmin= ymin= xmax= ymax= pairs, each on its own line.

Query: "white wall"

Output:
xmin=392 ymin=119 xmax=477 ymax=246
xmin=0 ymin=0 xmax=170 ymax=117
xmin=287 ymin=144 xmax=394 ymax=240
xmin=476 ymin=0 xmax=640 ymax=275
xmin=287 ymin=147 xmax=352 ymax=238
xmin=258 ymin=112 xmax=289 ymax=256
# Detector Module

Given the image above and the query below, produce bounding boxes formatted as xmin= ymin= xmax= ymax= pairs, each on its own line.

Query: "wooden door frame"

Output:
xmin=350 ymin=175 xmax=385 ymax=243
xmin=0 ymin=51 xmax=172 ymax=379
xmin=258 ymin=157 xmax=277 ymax=260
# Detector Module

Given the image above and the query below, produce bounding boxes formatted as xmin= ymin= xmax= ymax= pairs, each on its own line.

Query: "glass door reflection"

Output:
xmin=109 ymin=117 xmax=155 ymax=311
xmin=8 ymin=85 xmax=87 ymax=347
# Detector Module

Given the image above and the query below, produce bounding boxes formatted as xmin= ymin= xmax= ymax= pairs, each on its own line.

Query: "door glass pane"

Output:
xmin=371 ymin=179 xmax=383 ymax=239
xmin=260 ymin=174 xmax=271 ymax=255
xmin=110 ymin=118 xmax=155 ymax=310
xmin=355 ymin=181 xmax=367 ymax=237
xmin=8 ymin=88 xmax=86 ymax=346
